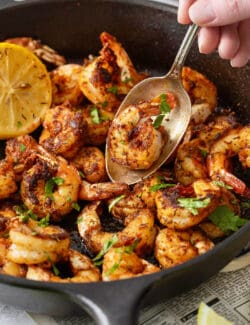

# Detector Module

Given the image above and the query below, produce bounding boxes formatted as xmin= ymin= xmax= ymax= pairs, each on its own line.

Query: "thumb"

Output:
xmin=189 ymin=0 xmax=250 ymax=26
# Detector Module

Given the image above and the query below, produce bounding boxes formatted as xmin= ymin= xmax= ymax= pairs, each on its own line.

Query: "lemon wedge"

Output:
xmin=0 ymin=42 xmax=52 ymax=138
xmin=197 ymin=302 xmax=234 ymax=325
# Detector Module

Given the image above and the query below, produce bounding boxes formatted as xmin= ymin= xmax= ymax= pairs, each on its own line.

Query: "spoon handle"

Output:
xmin=167 ymin=24 xmax=200 ymax=78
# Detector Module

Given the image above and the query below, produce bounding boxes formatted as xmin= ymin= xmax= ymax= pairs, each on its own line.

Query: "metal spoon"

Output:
xmin=106 ymin=24 xmax=199 ymax=184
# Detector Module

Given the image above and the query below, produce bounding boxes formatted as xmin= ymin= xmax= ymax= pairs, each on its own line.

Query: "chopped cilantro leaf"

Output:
xmin=177 ymin=197 xmax=211 ymax=215
xmin=92 ymin=235 xmax=118 ymax=265
xmin=72 ymin=202 xmax=81 ymax=212
xmin=19 ymin=143 xmax=26 ymax=152
xmin=208 ymin=205 xmax=248 ymax=233
xmin=212 ymin=180 xmax=233 ymax=190
xmin=200 ymin=149 xmax=208 ymax=159
xmin=153 ymin=114 xmax=165 ymax=129
xmin=45 ymin=177 xmax=64 ymax=198
xmin=38 ymin=215 xmax=50 ymax=227
xmin=159 ymin=93 xmax=171 ymax=114
xmin=150 ymin=183 xmax=176 ymax=192
xmin=90 ymin=106 xmax=100 ymax=124
xmin=107 ymin=85 xmax=118 ymax=95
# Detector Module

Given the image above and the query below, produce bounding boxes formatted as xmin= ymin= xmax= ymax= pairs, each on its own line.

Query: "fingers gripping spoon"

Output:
xmin=106 ymin=24 xmax=199 ymax=184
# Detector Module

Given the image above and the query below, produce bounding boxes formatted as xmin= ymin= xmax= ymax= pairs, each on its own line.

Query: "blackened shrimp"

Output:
xmin=20 ymin=155 xmax=81 ymax=221
xmin=7 ymin=218 xmax=70 ymax=265
xmin=50 ymin=64 xmax=84 ymax=106
xmin=0 ymin=238 xmax=26 ymax=277
xmin=100 ymin=32 xmax=147 ymax=94
xmin=107 ymin=96 xmax=175 ymax=170
xmin=102 ymin=247 xmax=159 ymax=281
xmin=39 ymin=102 xmax=86 ymax=159
xmin=26 ymin=249 xmax=101 ymax=283
xmin=77 ymin=201 xmax=157 ymax=256
xmin=155 ymin=228 xmax=214 ymax=269
xmin=208 ymin=126 xmax=250 ymax=196
xmin=70 ymin=146 xmax=107 ymax=183
xmin=155 ymin=180 xmax=221 ymax=230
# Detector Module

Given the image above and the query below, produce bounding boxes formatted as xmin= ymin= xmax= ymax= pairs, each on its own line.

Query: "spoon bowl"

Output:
xmin=106 ymin=24 xmax=199 ymax=184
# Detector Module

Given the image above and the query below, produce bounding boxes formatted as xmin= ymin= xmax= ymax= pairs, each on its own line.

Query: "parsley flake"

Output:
xmin=45 ymin=177 xmax=64 ymax=198
xmin=72 ymin=202 xmax=81 ymax=212
xmin=177 ymin=197 xmax=211 ymax=215
xmin=38 ymin=215 xmax=50 ymax=227
xmin=19 ymin=143 xmax=26 ymax=152
xmin=92 ymin=235 xmax=118 ymax=266
xmin=90 ymin=106 xmax=100 ymax=124
xmin=208 ymin=205 xmax=248 ymax=233
xmin=149 ymin=183 xmax=176 ymax=192
xmin=212 ymin=181 xmax=233 ymax=190
xmin=107 ymin=85 xmax=118 ymax=95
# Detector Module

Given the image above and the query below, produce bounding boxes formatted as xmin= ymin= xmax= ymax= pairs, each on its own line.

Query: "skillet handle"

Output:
xmin=62 ymin=276 xmax=156 ymax=325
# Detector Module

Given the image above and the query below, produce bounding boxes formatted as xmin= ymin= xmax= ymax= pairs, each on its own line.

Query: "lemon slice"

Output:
xmin=0 ymin=42 xmax=52 ymax=138
xmin=197 ymin=302 xmax=234 ymax=325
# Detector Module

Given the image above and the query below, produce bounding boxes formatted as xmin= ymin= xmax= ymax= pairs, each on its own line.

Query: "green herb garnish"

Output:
xmin=17 ymin=121 xmax=22 ymax=128
xmin=124 ymin=239 xmax=140 ymax=254
xmin=108 ymin=195 xmax=126 ymax=212
xmin=212 ymin=181 xmax=233 ymax=190
xmin=107 ymin=85 xmax=118 ymax=95
xmin=149 ymin=183 xmax=176 ymax=192
xmin=153 ymin=94 xmax=171 ymax=128
xmin=92 ymin=235 xmax=118 ymax=266
xmin=208 ymin=205 xmax=248 ymax=233
xmin=177 ymin=197 xmax=211 ymax=215
xmin=14 ymin=205 xmax=38 ymax=223
xmin=153 ymin=114 xmax=165 ymax=129
xmin=19 ymin=143 xmax=26 ymax=152
xmin=105 ymin=262 xmax=120 ymax=276
xmin=90 ymin=106 xmax=100 ymax=124
xmin=38 ymin=215 xmax=50 ymax=227
xmin=78 ymin=171 xmax=85 ymax=179
xmin=72 ymin=202 xmax=81 ymax=212
xmin=241 ymin=201 xmax=250 ymax=208
xmin=45 ymin=177 xmax=64 ymax=198
xmin=159 ymin=93 xmax=171 ymax=113
xmin=45 ymin=252 xmax=60 ymax=276
xmin=200 ymin=149 xmax=208 ymax=159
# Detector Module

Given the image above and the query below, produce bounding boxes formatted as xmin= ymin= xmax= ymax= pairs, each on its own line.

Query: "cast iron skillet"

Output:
xmin=0 ymin=1 xmax=249 ymax=324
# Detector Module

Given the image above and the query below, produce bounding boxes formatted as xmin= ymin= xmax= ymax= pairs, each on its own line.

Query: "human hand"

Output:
xmin=178 ymin=0 xmax=250 ymax=67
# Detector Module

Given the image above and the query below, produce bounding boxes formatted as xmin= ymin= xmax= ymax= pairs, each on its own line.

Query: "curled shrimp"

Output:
xmin=70 ymin=146 xmax=107 ymax=183
xmin=175 ymin=138 xmax=208 ymax=185
xmin=4 ymin=37 xmax=66 ymax=66
xmin=79 ymin=43 xmax=122 ymax=111
xmin=50 ymin=64 xmax=84 ymax=106
xmin=77 ymin=201 xmax=157 ymax=256
xmin=0 ymin=238 xmax=26 ymax=277
xmin=26 ymin=249 xmax=101 ymax=283
xmin=155 ymin=180 xmax=221 ymax=230
xmin=0 ymin=160 xmax=17 ymax=199
xmin=102 ymin=246 xmax=159 ymax=281
xmin=155 ymin=228 xmax=214 ymax=269
xmin=5 ymin=135 xmax=39 ymax=180
xmin=20 ymin=155 xmax=81 ymax=221
xmin=175 ymin=114 xmax=239 ymax=185
xmin=7 ymin=218 xmax=70 ymax=265
xmin=79 ymin=180 xmax=129 ymax=201
xmin=207 ymin=125 xmax=250 ymax=196
xmin=100 ymin=32 xmax=147 ymax=93
xmin=39 ymin=102 xmax=86 ymax=159
xmin=182 ymin=66 xmax=217 ymax=111
xmin=107 ymin=96 xmax=175 ymax=170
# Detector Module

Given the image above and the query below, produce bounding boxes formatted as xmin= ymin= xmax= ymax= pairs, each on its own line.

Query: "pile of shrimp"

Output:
xmin=0 ymin=32 xmax=249 ymax=282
